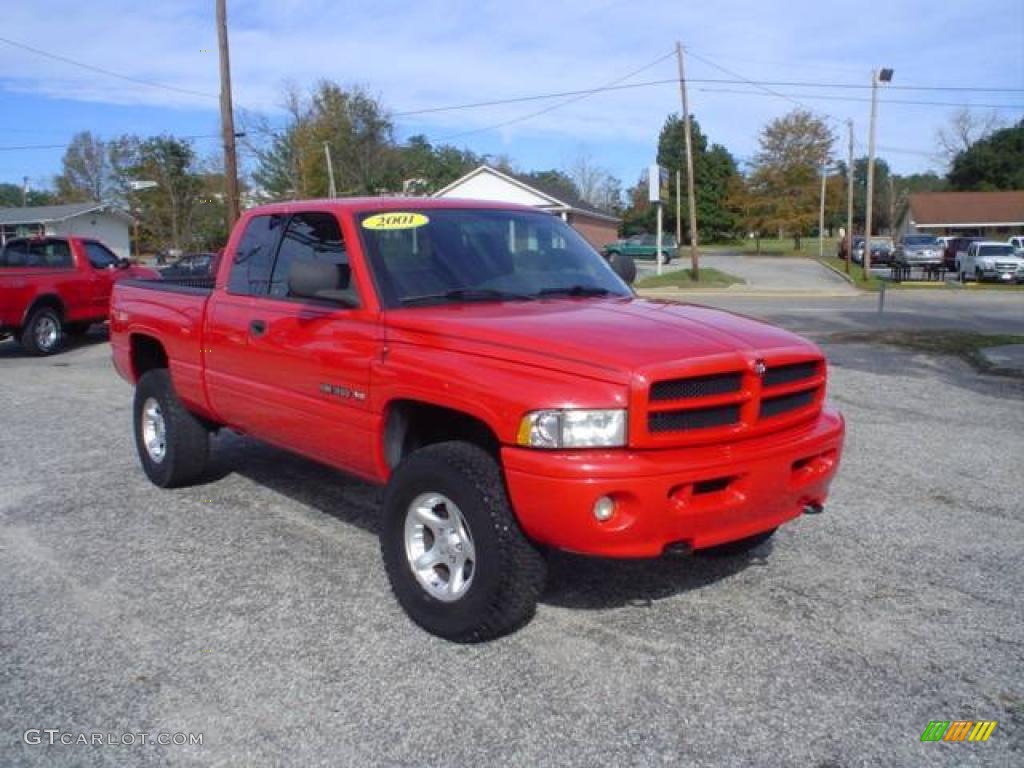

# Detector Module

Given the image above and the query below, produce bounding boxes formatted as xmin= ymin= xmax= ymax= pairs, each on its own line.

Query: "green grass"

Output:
xmin=828 ymin=330 xmax=1024 ymax=377
xmin=636 ymin=267 xmax=744 ymax=289
xmin=703 ymin=238 xmax=839 ymax=257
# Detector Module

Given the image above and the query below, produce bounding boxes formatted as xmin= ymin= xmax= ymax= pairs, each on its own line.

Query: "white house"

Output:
xmin=0 ymin=202 xmax=133 ymax=259
xmin=434 ymin=165 xmax=621 ymax=249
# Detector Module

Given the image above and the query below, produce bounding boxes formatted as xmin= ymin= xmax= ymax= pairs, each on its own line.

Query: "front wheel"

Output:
xmin=380 ymin=441 xmax=547 ymax=642
xmin=20 ymin=306 xmax=64 ymax=356
xmin=659 ymin=251 xmax=672 ymax=265
xmin=133 ymin=369 xmax=210 ymax=488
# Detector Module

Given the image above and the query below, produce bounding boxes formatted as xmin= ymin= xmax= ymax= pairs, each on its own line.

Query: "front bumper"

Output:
xmin=502 ymin=407 xmax=845 ymax=558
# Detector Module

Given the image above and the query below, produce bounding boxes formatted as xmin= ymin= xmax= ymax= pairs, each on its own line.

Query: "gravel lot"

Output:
xmin=1 ymin=328 xmax=1022 ymax=767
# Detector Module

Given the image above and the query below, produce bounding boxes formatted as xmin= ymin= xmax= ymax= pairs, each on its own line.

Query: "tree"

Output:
xmin=0 ymin=183 xmax=54 ymax=207
xmin=748 ymin=109 xmax=835 ymax=248
xmin=935 ymin=107 xmax=1005 ymax=168
xmin=253 ymin=81 xmax=400 ymax=200
xmin=656 ymin=114 xmax=739 ymax=242
xmin=55 ymin=131 xmax=112 ymax=202
xmin=397 ymin=135 xmax=482 ymax=194
xmin=519 ymin=169 xmax=582 ymax=205
xmin=564 ymin=153 xmax=623 ymax=213
xmin=948 ymin=119 xmax=1024 ymax=191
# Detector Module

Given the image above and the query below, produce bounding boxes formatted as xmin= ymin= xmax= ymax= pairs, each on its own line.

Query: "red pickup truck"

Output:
xmin=0 ymin=236 xmax=157 ymax=354
xmin=111 ymin=199 xmax=844 ymax=641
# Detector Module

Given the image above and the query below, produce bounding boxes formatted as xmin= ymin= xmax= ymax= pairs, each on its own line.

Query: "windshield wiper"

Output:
xmin=536 ymin=285 xmax=612 ymax=298
xmin=400 ymin=288 xmax=536 ymax=307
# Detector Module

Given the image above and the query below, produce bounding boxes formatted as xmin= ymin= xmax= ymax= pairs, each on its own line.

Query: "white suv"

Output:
xmin=960 ymin=241 xmax=1024 ymax=283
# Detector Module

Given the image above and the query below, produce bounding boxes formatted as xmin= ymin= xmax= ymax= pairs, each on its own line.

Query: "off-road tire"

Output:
xmin=700 ymin=528 xmax=777 ymax=557
xmin=133 ymin=369 xmax=210 ymax=488
xmin=20 ymin=306 xmax=64 ymax=356
xmin=381 ymin=441 xmax=547 ymax=642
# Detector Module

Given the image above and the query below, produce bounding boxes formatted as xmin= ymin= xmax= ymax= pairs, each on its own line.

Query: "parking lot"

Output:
xmin=1 ymin=314 xmax=1022 ymax=767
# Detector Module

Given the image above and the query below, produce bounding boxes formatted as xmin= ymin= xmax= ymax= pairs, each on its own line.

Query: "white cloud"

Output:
xmin=0 ymin=0 xmax=1021 ymax=183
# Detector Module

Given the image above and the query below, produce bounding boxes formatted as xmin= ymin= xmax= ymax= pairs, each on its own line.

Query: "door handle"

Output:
xmin=249 ymin=319 xmax=267 ymax=337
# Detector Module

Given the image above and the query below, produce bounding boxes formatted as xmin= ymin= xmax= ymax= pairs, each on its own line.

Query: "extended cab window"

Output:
xmin=6 ymin=239 xmax=74 ymax=268
xmin=268 ymin=212 xmax=354 ymax=301
xmin=84 ymin=241 xmax=119 ymax=268
xmin=227 ymin=214 xmax=285 ymax=296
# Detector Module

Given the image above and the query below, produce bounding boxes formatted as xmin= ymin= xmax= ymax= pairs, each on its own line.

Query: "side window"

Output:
xmin=268 ymin=212 xmax=352 ymax=300
xmin=27 ymin=239 xmax=73 ymax=268
xmin=84 ymin=242 xmax=119 ymax=269
xmin=1 ymin=240 xmax=30 ymax=266
xmin=227 ymin=215 xmax=285 ymax=296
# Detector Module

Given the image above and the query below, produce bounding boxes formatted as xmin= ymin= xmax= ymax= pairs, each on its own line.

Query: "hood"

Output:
xmin=384 ymin=297 xmax=818 ymax=381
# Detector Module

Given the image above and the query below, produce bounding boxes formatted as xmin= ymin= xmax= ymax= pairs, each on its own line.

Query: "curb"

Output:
xmin=816 ymin=259 xmax=859 ymax=287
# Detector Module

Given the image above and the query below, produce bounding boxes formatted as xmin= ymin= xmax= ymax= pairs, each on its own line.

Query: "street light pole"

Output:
xmin=863 ymin=67 xmax=893 ymax=277
xmin=676 ymin=41 xmax=700 ymax=281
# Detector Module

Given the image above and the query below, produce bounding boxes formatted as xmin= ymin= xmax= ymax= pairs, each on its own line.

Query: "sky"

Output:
xmin=1 ymin=0 xmax=1022 ymax=195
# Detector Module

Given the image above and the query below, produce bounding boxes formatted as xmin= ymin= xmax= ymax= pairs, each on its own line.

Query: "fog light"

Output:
xmin=593 ymin=496 xmax=615 ymax=522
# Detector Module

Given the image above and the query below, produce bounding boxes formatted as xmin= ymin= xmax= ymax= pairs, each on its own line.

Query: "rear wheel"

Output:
xmin=133 ymin=369 xmax=210 ymax=488
xmin=20 ymin=306 xmax=64 ymax=356
xmin=380 ymin=441 xmax=547 ymax=642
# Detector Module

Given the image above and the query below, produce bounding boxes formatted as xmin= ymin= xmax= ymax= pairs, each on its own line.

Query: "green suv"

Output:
xmin=603 ymin=233 xmax=675 ymax=264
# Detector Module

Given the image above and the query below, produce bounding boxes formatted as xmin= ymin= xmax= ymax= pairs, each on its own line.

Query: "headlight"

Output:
xmin=517 ymin=409 xmax=627 ymax=448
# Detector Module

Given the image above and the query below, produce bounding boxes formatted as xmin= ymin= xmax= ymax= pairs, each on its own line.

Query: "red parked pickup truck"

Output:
xmin=111 ymin=199 xmax=844 ymax=641
xmin=0 ymin=236 xmax=158 ymax=354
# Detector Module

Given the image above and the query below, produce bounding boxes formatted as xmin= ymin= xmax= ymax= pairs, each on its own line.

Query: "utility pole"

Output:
xmin=675 ymin=169 xmax=682 ymax=257
xmin=888 ymin=175 xmax=895 ymax=236
xmin=217 ymin=0 xmax=241 ymax=230
xmin=21 ymin=176 xmax=28 ymax=207
xmin=864 ymin=67 xmax=893 ymax=277
xmin=324 ymin=142 xmax=337 ymax=198
xmin=818 ymin=161 xmax=827 ymax=260
xmin=675 ymin=41 xmax=699 ymax=281
xmin=845 ymin=119 xmax=854 ymax=274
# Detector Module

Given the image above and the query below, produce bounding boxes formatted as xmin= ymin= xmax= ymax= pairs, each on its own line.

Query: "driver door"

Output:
xmin=81 ymin=240 xmax=121 ymax=317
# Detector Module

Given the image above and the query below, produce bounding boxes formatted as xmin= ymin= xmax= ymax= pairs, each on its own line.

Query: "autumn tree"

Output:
xmin=253 ymin=81 xmax=399 ymax=199
xmin=935 ymin=107 xmax=1005 ymax=168
xmin=749 ymin=109 xmax=835 ymax=248
xmin=564 ymin=153 xmax=623 ymax=213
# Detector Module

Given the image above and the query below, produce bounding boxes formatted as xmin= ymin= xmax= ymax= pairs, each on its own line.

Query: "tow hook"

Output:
xmin=802 ymin=502 xmax=824 ymax=515
xmin=663 ymin=541 xmax=693 ymax=558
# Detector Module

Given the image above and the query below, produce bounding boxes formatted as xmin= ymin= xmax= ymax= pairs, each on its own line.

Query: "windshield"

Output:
xmin=903 ymin=236 xmax=938 ymax=247
xmin=978 ymin=245 xmax=1015 ymax=257
xmin=358 ymin=208 xmax=632 ymax=308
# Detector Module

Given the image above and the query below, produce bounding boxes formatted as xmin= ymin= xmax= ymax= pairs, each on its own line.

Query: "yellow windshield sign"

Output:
xmin=362 ymin=212 xmax=429 ymax=231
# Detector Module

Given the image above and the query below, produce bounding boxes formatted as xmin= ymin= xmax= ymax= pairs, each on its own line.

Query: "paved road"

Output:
xmin=639 ymin=252 xmax=858 ymax=295
xmin=1 ymin=319 xmax=1022 ymax=766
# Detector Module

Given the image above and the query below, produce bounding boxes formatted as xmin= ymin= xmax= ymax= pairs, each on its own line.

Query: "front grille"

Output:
xmin=648 ymin=404 xmax=740 ymax=433
xmin=763 ymin=361 xmax=819 ymax=387
xmin=994 ymin=262 xmax=1021 ymax=272
xmin=650 ymin=372 xmax=742 ymax=401
xmin=760 ymin=390 xmax=816 ymax=419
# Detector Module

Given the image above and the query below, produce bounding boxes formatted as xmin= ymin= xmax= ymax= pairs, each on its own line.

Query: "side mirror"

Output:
xmin=606 ymin=251 xmax=637 ymax=285
xmin=287 ymin=259 xmax=359 ymax=307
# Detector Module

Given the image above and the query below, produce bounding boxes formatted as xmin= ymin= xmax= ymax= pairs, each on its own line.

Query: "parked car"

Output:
xmin=111 ymin=198 xmax=844 ymax=641
xmin=1007 ymin=236 xmax=1024 ymax=256
xmin=158 ymin=251 xmax=220 ymax=280
xmin=894 ymin=234 xmax=943 ymax=268
xmin=0 ymin=236 xmax=158 ymax=355
xmin=603 ymin=233 xmax=675 ymax=265
xmin=944 ymin=236 xmax=983 ymax=270
xmin=850 ymin=236 xmax=894 ymax=266
xmin=959 ymin=241 xmax=1024 ymax=283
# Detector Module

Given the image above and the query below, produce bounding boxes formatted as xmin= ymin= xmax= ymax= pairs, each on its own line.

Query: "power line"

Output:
xmin=0 ymin=35 xmax=219 ymax=101
xmin=440 ymin=49 xmax=677 ymax=140
xmin=695 ymin=86 xmax=1024 ymax=110
xmin=0 ymin=134 xmax=226 ymax=152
